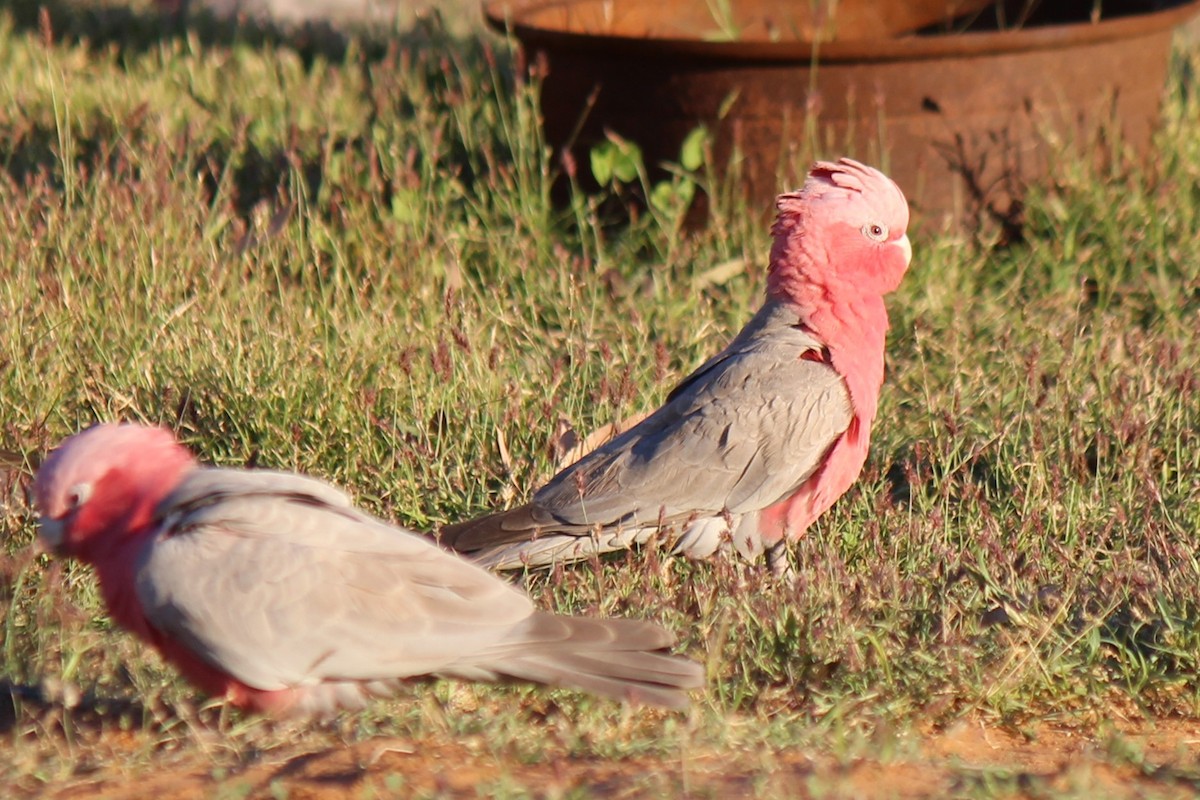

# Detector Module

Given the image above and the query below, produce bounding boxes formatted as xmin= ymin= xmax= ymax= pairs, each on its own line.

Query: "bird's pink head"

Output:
xmin=34 ymin=423 xmax=197 ymax=562
xmin=767 ymin=158 xmax=912 ymax=302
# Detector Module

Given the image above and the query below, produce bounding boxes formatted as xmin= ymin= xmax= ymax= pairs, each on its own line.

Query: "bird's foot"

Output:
xmin=766 ymin=541 xmax=798 ymax=584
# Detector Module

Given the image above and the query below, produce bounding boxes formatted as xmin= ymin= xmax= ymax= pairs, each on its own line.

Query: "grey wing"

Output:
xmin=532 ymin=300 xmax=854 ymax=528
xmin=138 ymin=469 xmax=536 ymax=691
xmin=155 ymin=468 xmax=356 ymax=514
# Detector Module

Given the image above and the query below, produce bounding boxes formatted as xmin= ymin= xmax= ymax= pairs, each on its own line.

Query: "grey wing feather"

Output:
xmin=441 ymin=300 xmax=853 ymax=556
xmin=138 ymin=469 xmax=702 ymax=710
xmin=158 ymin=468 xmax=355 ymax=516
xmin=140 ymin=469 xmax=539 ymax=690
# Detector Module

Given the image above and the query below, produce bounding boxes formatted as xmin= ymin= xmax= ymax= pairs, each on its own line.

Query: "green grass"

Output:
xmin=1 ymin=3 xmax=1199 ymax=798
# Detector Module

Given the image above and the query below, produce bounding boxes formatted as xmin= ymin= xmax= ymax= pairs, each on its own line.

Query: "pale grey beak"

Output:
xmin=898 ymin=233 xmax=913 ymax=266
xmin=36 ymin=516 xmax=65 ymax=556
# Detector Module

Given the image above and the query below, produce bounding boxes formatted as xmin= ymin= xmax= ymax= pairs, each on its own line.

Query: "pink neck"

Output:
xmin=767 ymin=236 xmax=889 ymax=425
xmin=91 ymin=530 xmax=158 ymax=640
xmin=88 ymin=508 xmax=242 ymax=702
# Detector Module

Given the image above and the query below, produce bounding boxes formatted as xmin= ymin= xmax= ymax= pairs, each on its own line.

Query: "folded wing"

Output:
xmin=441 ymin=301 xmax=853 ymax=564
xmin=137 ymin=469 xmax=701 ymax=711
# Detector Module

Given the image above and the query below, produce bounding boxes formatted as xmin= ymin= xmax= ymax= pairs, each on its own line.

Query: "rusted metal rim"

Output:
xmin=483 ymin=0 xmax=1200 ymax=63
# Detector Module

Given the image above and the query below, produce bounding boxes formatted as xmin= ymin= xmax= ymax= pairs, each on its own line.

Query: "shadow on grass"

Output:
xmin=0 ymin=118 xmax=340 ymax=225
xmin=0 ymin=679 xmax=147 ymax=734
xmin=2 ymin=0 xmax=451 ymax=66
xmin=0 ymin=1 xmax=509 ymax=231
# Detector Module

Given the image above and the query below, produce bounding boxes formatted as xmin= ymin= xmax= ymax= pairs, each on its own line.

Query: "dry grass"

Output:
xmin=0 ymin=3 xmax=1199 ymax=797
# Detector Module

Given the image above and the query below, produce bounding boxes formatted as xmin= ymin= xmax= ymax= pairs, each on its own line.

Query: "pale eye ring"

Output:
xmin=862 ymin=222 xmax=889 ymax=242
xmin=66 ymin=482 xmax=93 ymax=509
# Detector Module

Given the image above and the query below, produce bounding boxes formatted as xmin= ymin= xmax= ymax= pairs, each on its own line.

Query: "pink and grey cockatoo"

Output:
xmin=441 ymin=158 xmax=912 ymax=573
xmin=33 ymin=424 xmax=703 ymax=716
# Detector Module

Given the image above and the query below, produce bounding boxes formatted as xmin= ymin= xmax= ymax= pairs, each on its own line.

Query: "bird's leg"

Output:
xmin=766 ymin=541 xmax=797 ymax=582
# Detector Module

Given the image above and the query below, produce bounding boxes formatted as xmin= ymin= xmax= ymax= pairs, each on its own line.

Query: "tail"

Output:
xmin=483 ymin=612 xmax=704 ymax=710
xmin=438 ymin=505 xmax=654 ymax=570
xmin=436 ymin=504 xmax=544 ymax=555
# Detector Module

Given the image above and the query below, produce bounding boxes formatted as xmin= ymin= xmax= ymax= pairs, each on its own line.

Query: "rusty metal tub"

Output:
xmin=486 ymin=0 xmax=1200 ymax=229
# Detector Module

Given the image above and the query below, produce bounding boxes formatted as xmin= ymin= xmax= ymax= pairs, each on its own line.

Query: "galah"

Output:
xmin=33 ymin=424 xmax=703 ymax=717
xmin=441 ymin=158 xmax=912 ymax=573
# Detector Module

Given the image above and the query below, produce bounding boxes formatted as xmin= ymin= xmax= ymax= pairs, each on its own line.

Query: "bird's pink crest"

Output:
xmin=35 ymin=423 xmax=196 ymax=559
xmin=778 ymin=158 xmax=908 ymax=227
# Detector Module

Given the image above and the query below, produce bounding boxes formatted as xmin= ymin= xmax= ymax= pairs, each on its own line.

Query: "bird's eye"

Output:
xmin=862 ymin=222 xmax=889 ymax=242
xmin=66 ymin=482 xmax=93 ymax=509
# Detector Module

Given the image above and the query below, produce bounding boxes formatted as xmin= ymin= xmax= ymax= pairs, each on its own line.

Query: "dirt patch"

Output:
xmin=21 ymin=716 xmax=1200 ymax=799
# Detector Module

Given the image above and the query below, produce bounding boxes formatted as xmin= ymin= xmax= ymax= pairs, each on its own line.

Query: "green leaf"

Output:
xmin=676 ymin=178 xmax=695 ymax=206
xmin=611 ymin=140 xmax=642 ymax=183
xmin=589 ymin=143 xmax=614 ymax=185
xmin=650 ymin=181 xmax=676 ymax=213
xmin=650 ymin=178 xmax=694 ymax=214
xmin=681 ymin=126 xmax=707 ymax=171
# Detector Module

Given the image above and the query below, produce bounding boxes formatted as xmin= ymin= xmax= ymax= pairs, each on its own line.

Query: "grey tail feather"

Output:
xmin=441 ymin=510 xmax=659 ymax=571
xmin=470 ymin=532 xmax=634 ymax=570
xmin=437 ymin=504 xmax=543 ymax=555
xmin=489 ymin=612 xmax=704 ymax=710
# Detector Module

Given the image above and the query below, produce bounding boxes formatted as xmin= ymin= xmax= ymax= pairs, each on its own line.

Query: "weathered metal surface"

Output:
xmin=487 ymin=0 xmax=1200 ymax=229
xmin=493 ymin=0 xmax=995 ymax=43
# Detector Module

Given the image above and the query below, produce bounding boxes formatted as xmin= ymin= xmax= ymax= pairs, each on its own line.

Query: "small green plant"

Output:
xmin=588 ymin=124 xmax=709 ymax=243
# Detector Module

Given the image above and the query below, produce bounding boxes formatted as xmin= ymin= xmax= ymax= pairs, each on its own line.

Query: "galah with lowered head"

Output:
xmin=33 ymin=423 xmax=704 ymax=717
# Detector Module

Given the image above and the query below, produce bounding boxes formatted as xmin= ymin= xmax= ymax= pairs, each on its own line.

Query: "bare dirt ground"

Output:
xmin=18 ymin=715 xmax=1200 ymax=799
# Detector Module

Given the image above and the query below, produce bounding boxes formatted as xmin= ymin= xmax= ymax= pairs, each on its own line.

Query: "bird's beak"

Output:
xmin=35 ymin=515 xmax=66 ymax=557
xmin=898 ymin=234 xmax=912 ymax=266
